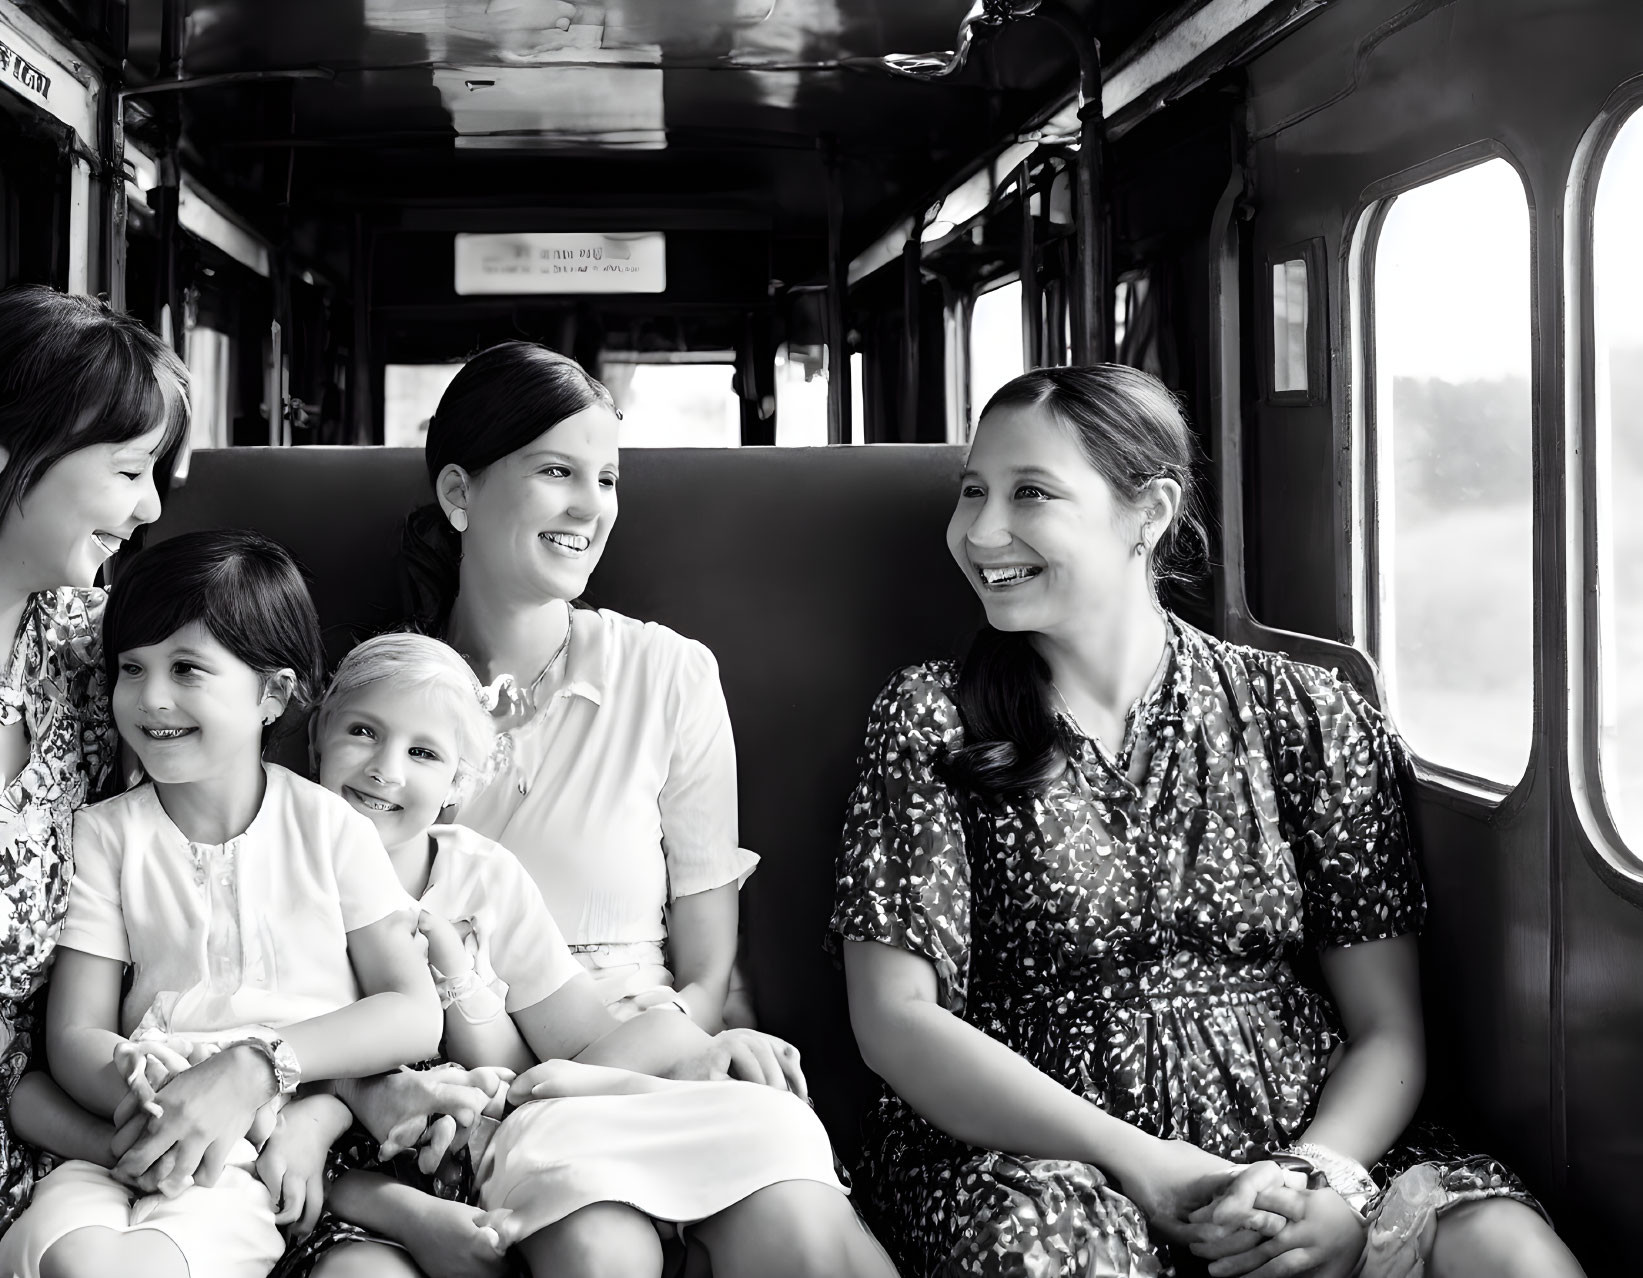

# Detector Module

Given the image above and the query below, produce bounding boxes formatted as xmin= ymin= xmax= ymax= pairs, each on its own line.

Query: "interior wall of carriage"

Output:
xmin=1231 ymin=0 xmax=1643 ymax=1269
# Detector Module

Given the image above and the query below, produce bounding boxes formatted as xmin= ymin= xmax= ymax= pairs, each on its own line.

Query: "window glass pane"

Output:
xmin=1372 ymin=157 xmax=1533 ymax=783
xmin=385 ymin=363 xmax=463 ymax=449
xmin=1272 ymin=258 xmax=1309 ymax=394
xmin=602 ymin=361 xmax=740 ymax=448
xmin=1594 ymin=109 xmax=1643 ymax=840
xmin=774 ymin=343 xmax=829 ymax=447
xmin=850 ymin=351 xmax=865 ymax=444
xmin=185 ymin=326 xmax=231 ymax=451
xmin=970 ymin=279 xmax=1024 ymax=431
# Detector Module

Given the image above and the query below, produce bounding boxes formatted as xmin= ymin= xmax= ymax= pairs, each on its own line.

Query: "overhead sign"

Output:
xmin=454 ymin=232 xmax=667 ymax=295
xmin=0 ymin=6 xmax=94 ymax=144
xmin=0 ymin=32 xmax=49 ymax=98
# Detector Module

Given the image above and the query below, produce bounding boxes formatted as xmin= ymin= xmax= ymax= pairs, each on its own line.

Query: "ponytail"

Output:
xmin=400 ymin=502 xmax=462 ymax=634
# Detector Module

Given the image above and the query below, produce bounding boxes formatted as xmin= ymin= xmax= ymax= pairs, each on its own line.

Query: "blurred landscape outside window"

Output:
xmin=1593 ymin=109 xmax=1643 ymax=846
xmin=1371 ymin=157 xmax=1533 ymax=785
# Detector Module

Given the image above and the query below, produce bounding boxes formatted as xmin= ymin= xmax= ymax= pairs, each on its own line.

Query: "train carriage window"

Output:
xmin=1272 ymin=259 xmax=1308 ymax=394
xmin=773 ymin=343 xmax=829 ymax=447
xmin=1368 ymin=157 xmax=1533 ymax=786
xmin=603 ymin=357 xmax=740 ymax=448
xmin=385 ymin=363 xmax=464 ymax=449
xmin=1592 ymin=108 xmax=1643 ymax=843
xmin=184 ymin=327 xmax=232 ymax=452
xmin=969 ymin=278 xmax=1025 ymax=430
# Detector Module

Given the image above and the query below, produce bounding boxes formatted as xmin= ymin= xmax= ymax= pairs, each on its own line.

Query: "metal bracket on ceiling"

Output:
xmin=851 ymin=0 xmax=1045 ymax=81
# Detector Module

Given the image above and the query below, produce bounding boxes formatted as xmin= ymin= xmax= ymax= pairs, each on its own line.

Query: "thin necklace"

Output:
xmin=1050 ymin=636 xmax=1173 ymax=745
xmin=500 ymin=601 xmax=573 ymax=716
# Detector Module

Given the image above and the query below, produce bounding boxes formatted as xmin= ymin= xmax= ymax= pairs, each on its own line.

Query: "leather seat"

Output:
xmin=147 ymin=444 xmax=981 ymax=1151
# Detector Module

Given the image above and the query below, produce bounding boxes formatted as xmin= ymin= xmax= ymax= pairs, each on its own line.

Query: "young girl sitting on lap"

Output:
xmin=0 ymin=530 xmax=443 ymax=1278
xmin=281 ymin=632 xmax=892 ymax=1278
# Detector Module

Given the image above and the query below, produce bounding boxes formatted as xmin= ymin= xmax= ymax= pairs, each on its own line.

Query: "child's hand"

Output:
xmin=416 ymin=910 xmax=471 ymax=980
xmin=255 ymin=1095 xmax=350 ymax=1240
xmin=402 ymin=1197 xmax=523 ymax=1278
xmin=341 ymin=1065 xmax=513 ymax=1159
xmin=112 ymin=1037 xmax=198 ymax=1123
xmin=110 ymin=1043 xmax=282 ymax=1195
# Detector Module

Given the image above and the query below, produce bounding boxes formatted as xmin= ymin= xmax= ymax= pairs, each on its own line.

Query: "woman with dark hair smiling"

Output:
xmin=401 ymin=342 xmax=760 ymax=1036
xmin=831 ymin=366 xmax=1585 ymax=1278
xmin=0 ymin=285 xmax=188 ymax=1226
xmin=324 ymin=340 xmax=895 ymax=1278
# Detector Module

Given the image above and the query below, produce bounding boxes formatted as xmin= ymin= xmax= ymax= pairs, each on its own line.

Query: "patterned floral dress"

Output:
xmin=830 ymin=618 xmax=1536 ymax=1278
xmin=0 ymin=589 xmax=115 ymax=1229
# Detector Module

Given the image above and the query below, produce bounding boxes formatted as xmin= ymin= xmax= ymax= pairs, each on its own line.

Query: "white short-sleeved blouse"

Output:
xmin=419 ymin=824 xmax=584 ymax=1013
xmin=62 ymin=764 xmax=410 ymax=1040
xmin=454 ymin=608 xmax=757 ymax=947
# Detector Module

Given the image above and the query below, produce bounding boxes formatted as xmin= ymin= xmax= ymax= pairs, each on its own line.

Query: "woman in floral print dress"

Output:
xmin=830 ymin=366 xmax=1586 ymax=1278
xmin=0 ymin=286 xmax=187 ymax=1227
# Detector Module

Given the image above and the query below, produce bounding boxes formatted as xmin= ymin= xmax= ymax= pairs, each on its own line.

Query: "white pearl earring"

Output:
xmin=450 ymin=510 xmax=469 ymax=533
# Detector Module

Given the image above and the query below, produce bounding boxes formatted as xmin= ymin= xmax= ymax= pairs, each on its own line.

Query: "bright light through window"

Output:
xmin=602 ymin=361 xmax=740 ymax=448
xmin=385 ymin=363 xmax=464 ymax=449
xmin=1371 ymin=158 xmax=1533 ymax=785
xmin=774 ymin=345 xmax=829 ymax=447
xmin=970 ymin=280 xmax=1024 ymax=434
xmin=1593 ymin=109 xmax=1643 ymax=843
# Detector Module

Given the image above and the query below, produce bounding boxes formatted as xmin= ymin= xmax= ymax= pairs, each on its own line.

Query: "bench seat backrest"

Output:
xmin=147 ymin=444 xmax=981 ymax=1148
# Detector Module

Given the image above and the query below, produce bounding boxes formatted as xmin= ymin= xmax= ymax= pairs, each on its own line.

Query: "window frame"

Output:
xmin=1566 ymin=77 xmax=1643 ymax=889
xmin=1351 ymin=139 xmax=1539 ymax=806
xmin=1262 ymin=236 xmax=1328 ymax=406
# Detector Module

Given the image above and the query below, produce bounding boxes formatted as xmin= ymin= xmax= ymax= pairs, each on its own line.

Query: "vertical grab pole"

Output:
xmin=824 ymin=140 xmax=851 ymax=444
xmin=155 ymin=0 xmax=185 ymax=354
xmin=900 ymin=221 xmax=921 ymax=441
xmin=100 ymin=0 xmax=129 ymax=309
xmin=1018 ymin=161 xmax=1040 ymax=371
xmin=1032 ymin=4 xmax=1105 ymax=364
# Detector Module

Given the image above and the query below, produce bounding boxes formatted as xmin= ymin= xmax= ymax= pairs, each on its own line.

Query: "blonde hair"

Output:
xmin=315 ymin=632 xmax=503 ymax=807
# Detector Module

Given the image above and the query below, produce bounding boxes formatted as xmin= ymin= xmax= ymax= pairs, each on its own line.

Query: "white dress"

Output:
xmin=414 ymin=828 xmax=843 ymax=1237
xmin=455 ymin=608 xmax=758 ymax=1019
xmin=476 ymin=1077 xmax=845 ymax=1237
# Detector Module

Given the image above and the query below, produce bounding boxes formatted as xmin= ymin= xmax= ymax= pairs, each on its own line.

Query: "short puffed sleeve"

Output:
xmin=828 ymin=662 xmax=973 ymax=1015
xmin=658 ymin=636 xmax=758 ymax=901
xmin=474 ymin=844 xmax=584 ymax=1012
xmin=60 ymin=803 xmax=129 ymax=963
xmin=328 ymin=801 xmax=416 ymax=932
xmin=1265 ymin=657 xmax=1427 ymax=949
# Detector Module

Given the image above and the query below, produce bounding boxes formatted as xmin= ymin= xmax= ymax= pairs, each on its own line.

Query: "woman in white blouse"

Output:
xmin=402 ymin=342 xmax=756 ymax=1036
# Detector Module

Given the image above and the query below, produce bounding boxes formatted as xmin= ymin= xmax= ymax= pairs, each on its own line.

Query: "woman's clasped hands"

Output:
xmin=1183 ymin=1160 xmax=1368 ymax=1278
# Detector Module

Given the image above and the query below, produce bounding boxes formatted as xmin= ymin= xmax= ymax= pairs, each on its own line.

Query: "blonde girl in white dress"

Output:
xmin=290 ymin=632 xmax=894 ymax=1278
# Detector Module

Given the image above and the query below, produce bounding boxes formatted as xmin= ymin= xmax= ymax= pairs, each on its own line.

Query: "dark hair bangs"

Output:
xmin=0 ymin=288 xmax=191 ymax=520
xmin=105 ymin=530 xmax=327 ymax=720
xmin=61 ymin=330 xmax=191 ymax=466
